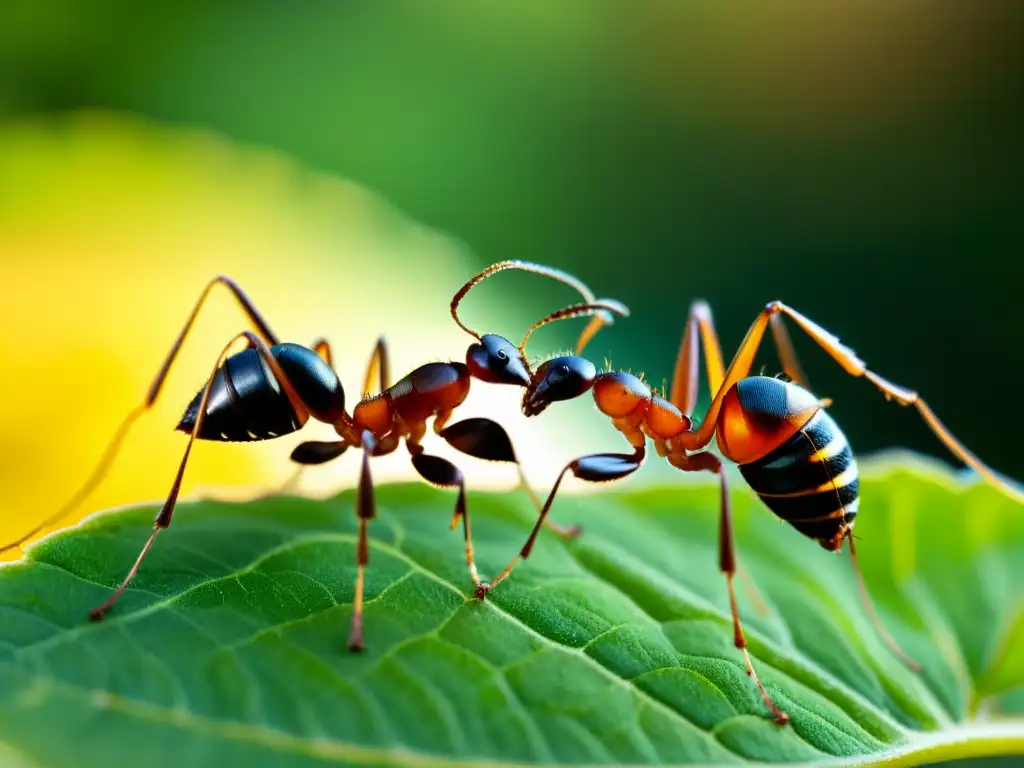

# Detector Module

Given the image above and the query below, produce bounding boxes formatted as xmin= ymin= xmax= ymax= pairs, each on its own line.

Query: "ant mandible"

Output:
xmin=466 ymin=276 xmax=1024 ymax=725
xmin=0 ymin=265 xmax=624 ymax=652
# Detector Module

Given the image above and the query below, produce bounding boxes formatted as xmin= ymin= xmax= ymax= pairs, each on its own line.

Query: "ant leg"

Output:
xmin=348 ymin=429 xmax=376 ymax=652
xmin=362 ymin=336 xmax=390 ymax=398
xmin=848 ymin=536 xmax=921 ymax=670
xmin=769 ymin=302 xmax=1024 ymax=503
xmin=311 ymin=337 xmax=333 ymax=367
xmin=518 ymin=479 xmax=582 ymax=541
xmin=685 ymin=300 xmax=1021 ymax=500
xmin=670 ymin=301 xmax=814 ymax=420
xmin=285 ymin=335 xmax=381 ymax=491
xmin=477 ymin=446 xmax=645 ymax=598
xmin=439 ymin=418 xmax=581 ymax=540
xmin=672 ymin=450 xmax=789 ymax=725
xmin=670 ymin=300 xmax=727 ymax=417
xmin=669 ymin=299 xmax=812 ymax=407
xmin=769 ymin=314 xmax=813 ymax=392
xmin=406 ymin=441 xmax=483 ymax=587
xmin=290 ymin=441 xmax=350 ymax=465
xmin=676 ymin=304 xmax=929 ymax=661
xmin=679 ymin=303 xmax=812 ymax=451
xmin=90 ymin=331 xmax=299 ymax=620
xmin=0 ymin=276 xmax=281 ymax=554
xmin=665 ymin=302 xmax=792 ymax=617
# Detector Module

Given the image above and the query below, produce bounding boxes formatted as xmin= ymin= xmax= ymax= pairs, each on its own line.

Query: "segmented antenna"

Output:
xmin=519 ymin=300 xmax=630 ymax=361
xmin=450 ymin=260 xmax=625 ymax=348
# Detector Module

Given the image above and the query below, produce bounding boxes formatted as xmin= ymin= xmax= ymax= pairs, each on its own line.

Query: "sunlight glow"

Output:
xmin=0 ymin=112 xmax=611 ymax=560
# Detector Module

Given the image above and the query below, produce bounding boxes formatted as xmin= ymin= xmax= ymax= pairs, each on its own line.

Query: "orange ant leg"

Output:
xmin=678 ymin=304 xmax=800 ymax=452
xmin=666 ymin=302 xmax=779 ymax=616
xmin=0 ymin=276 xmax=280 ymax=555
xmin=682 ymin=301 xmax=1024 ymax=504
xmin=669 ymin=299 xmax=811 ymax=415
xmin=311 ymin=337 xmax=333 ymax=367
xmin=670 ymin=300 xmax=727 ymax=417
xmin=440 ymin=418 xmax=581 ymax=541
xmin=348 ymin=429 xmax=377 ymax=652
xmin=769 ymin=313 xmax=813 ymax=392
xmin=677 ymin=300 xmax=1016 ymax=665
xmin=476 ymin=446 xmax=645 ymax=599
xmin=90 ymin=330 xmax=306 ymax=620
xmin=769 ymin=302 xmax=1024 ymax=503
xmin=671 ymin=449 xmax=789 ymax=725
xmin=362 ymin=336 xmax=390 ymax=398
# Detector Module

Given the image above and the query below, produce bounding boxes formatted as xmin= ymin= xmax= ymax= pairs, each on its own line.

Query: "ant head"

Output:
xmin=466 ymin=334 xmax=531 ymax=387
xmin=523 ymin=355 xmax=597 ymax=416
xmin=450 ymin=260 xmax=628 ymax=401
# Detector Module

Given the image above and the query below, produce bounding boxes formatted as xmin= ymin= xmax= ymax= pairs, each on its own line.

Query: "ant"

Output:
xmin=0 ymin=265 xmax=624 ymax=652
xmin=464 ymin=275 xmax=1024 ymax=725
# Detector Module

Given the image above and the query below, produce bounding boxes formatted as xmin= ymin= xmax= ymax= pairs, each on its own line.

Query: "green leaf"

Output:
xmin=0 ymin=457 xmax=1021 ymax=766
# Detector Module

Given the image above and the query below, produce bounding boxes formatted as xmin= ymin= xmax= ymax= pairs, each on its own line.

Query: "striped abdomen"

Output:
xmin=177 ymin=343 xmax=344 ymax=442
xmin=738 ymin=409 xmax=859 ymax=550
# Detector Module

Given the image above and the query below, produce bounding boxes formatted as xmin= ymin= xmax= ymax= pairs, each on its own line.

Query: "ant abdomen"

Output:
xmin=718 ymin=376 xmax=859 ymax=551
xmin=177 ymin=343 xmax=344 ymax=442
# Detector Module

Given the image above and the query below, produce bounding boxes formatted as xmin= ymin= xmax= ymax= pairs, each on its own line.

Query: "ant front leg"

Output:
xmin=477 ymin=445 xmax=645 ymax=599
xmin=311 ymin=337 xmax=333 ymax=367
xmin=348 ymin=429 xmax=377 ymax=652
xmin=439 ymin=417 xmax=582 ymax=541
xmin=90 ymin=331 xmax=305 ymax=620
xmin=669 ymin=449 xmax=789 ymax=725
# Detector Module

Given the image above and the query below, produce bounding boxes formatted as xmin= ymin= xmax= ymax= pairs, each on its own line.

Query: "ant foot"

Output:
xmin=347 ymin=619 xmax=365 ymax=652
xmin=562 ymin=524 xmax=583 ymax=541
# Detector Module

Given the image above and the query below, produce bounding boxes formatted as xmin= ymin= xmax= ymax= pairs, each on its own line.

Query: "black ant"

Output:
xmin=0 ymin=265 xmax=624 ymax=651
xmin=463 ymin=275 xmax=1024 ymax=725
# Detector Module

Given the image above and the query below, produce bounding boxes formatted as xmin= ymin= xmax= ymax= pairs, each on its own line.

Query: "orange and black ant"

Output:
xmin=460 ymin=274 xmax=1024 ymax=725
xmin=0 ymin=265 xmax=625 ymax=651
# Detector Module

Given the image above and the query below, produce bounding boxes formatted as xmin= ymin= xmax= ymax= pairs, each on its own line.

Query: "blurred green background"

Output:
xmin=1 ymin=4 xmax=1022 ymax=766
xmin=1 ymin=0 xmax=1021 ymax=478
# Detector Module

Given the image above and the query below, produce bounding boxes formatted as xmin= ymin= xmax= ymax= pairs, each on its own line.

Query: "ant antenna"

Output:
xmin=450 ymin=260 xmax=622 ymax=347
xmin=848 ymin=534 xmax=921 ymax=671
xmin=519 ymin=300 xmax=630 ymax=362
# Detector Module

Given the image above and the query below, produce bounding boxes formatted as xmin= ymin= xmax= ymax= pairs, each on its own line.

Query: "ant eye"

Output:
xmin=558 ymin=364 xmax=569 ymax=375
xmin=496 ymin=350 xmax=508 ymax=361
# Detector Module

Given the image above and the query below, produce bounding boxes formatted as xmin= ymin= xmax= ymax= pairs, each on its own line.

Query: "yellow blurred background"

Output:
xmin=0 ymin=111 xmax=612 ymax=559
xmin=2 ymin=1 xmax=1022 ymax=567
